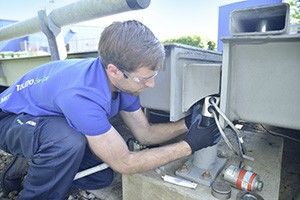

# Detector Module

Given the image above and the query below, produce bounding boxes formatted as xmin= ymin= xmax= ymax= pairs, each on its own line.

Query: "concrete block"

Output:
xmin=89 ymin=173 xmax=122 ymax=200
xmin=123 ymin=129 xmax=283 ymax=200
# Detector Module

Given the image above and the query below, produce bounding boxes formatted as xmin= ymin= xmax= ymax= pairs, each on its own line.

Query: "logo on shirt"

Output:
xmin=0 ymin=93 xmax=11 ymax=103
xmin=16 ymin=76 xmax=49 ymax=91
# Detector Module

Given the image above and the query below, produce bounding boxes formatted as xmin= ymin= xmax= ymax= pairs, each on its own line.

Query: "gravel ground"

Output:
xmin=0 ymin=150 xmax=103 ymax=200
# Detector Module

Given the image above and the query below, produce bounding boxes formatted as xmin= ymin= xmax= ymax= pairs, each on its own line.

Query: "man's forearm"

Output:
xmin=119 ymin=141 xmax=191 ymax=174
xmin=137 ymin=119 xmax=187 ymax=145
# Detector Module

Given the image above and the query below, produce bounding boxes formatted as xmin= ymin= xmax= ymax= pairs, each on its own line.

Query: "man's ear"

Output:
xmin=106 ymin=64 xmax=122 ymax=78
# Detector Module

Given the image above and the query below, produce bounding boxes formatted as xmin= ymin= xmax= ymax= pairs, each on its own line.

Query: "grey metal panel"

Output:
xmin=140 ymin=47 xmax=172 ymax=112
xmin=140 ymin=44 xmax=222 ymax=121
xmin=182 ymin=63 xmax=221 ymax=114
xmin=220 ymin=34 xmax=300 ymax=130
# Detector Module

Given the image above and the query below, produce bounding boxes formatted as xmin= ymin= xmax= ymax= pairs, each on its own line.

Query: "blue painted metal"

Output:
xmin=0 ymin=19 xmax=28 ymax=52
xmin=0 ymin=37 xmax=28 ymax=52
xmin=0 ymin=19 xmax=17 ymax=28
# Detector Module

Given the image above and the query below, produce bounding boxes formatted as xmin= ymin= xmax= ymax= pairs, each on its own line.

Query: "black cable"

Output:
xmin=260 ymin=125 xmax=300 ymax=143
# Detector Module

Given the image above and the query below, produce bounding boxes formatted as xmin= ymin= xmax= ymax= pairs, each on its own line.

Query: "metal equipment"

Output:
xmin=223 ymin=165 xmax=263 ymax=192
xmin=211 ymin=181 xmax=232 ymax=200
xmin=230 ymin=3 xmax=290 ymax=36
xmin=140 ymin=44 xmax=222 ymax=121
xmin=221 ymin=3 xmax=300 ymax=131
xmin=124 ymin=3 xmax=291 ymax=200
xmin=236 ymin=191 xmax=264 ymax=200
xmin=176 ymin=95 xmax=255 ymax=186
xmin=176 ymin=96 xmax=226 ymax=186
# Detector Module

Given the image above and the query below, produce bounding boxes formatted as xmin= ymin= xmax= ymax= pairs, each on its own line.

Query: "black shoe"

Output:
xmin=1 ymin=156 xmax=28 ymax=195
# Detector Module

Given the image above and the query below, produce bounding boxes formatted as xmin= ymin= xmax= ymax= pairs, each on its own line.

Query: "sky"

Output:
xmin=0 ymin=0 xmax=242 ymax=42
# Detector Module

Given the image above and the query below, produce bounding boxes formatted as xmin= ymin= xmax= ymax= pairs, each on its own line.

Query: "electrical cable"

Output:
xmin=210 ymin=100 xmax=245 ymax=151
xmin=260 ymin=125 xmax=300 ymax=143
xmin=210 ymin=100 xmax=244 ymax=155
xmin=212 ymin=110 xmax=238 ymax=155
xmin=210 ymin=98 xmax=254 ymax=161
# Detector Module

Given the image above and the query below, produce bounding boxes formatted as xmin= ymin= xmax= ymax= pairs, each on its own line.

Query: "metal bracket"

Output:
xmin=176 ymin=145 xmax=226 ymax=186
xmin=38 ymin=10 xmax=67 ymax=61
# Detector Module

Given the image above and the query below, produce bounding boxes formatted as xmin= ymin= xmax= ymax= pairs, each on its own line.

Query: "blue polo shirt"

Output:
xmin=0 ymin=57 xmax=140 ymax=135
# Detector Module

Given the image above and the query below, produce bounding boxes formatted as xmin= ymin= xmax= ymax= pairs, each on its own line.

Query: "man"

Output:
xmin=0 ymin=20 xmax=219 ymax=199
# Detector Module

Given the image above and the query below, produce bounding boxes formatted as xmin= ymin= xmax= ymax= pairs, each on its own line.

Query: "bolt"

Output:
xmin=179 ymin=164 xmax=189 ymax=173
xmin=201 ymin=171 xmax=212 ymax=179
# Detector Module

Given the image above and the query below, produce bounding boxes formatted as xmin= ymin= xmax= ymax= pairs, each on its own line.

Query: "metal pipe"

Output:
xmin=0 ymin=0 xmax=150 ymax=42
xmin=74 ymin=163 xmax=109 ymax=180
xmin=0 ymin=18 xmax=40 ymax=42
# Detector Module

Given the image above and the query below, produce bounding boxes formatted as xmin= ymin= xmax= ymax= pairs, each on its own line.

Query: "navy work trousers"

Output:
xmin=0 ymin=111 xmax=113 ymax=199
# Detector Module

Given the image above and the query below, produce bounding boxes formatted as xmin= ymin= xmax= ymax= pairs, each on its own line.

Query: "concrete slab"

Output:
xmin=123 ymin=129 xmax=283 ymax=200
xmin=89 ymin=173 xmax=122 ymax=200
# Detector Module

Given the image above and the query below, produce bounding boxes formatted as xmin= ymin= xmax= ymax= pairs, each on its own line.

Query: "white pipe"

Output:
xmin=0 ymin=18 xmax=41 ymax=42
xmin=0 ymin=0 xmax=150 ymax=42
xmin=74 ymin=163 xmax=109 ymax=180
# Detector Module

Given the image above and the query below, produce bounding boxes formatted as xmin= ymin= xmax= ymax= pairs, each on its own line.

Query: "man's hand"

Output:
xmin=184 ymin=103 xmax=202 ymax=129
xmin=184 ymin=115 xmax=220 ymax=153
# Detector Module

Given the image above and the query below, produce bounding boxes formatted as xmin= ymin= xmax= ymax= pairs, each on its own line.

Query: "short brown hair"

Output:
xmin=98 ymin=20 xmax=165 ymax=72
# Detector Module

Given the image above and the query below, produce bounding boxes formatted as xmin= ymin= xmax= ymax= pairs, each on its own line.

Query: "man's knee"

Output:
xmin=62 ymin=132 xmax=86 ymax=157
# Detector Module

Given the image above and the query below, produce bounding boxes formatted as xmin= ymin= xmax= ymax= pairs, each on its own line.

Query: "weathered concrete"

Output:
xmin=89 ymin=173 xmax=122 ymax=200
xmin=123 ymin=129 xmax=283 ymax=200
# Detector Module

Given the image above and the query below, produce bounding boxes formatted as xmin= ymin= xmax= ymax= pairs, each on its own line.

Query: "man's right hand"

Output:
xmin=184 ymin=103 xmax=202 ymax=129
xmin=184 ymin=115 xmax=220 ymax=153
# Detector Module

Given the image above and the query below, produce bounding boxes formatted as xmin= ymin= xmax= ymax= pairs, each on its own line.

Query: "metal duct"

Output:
xmin=0 ymin=0 xmax=150 ymax=42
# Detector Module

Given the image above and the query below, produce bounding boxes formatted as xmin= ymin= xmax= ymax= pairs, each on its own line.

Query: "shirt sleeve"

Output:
xmin=120 ymin=93 xmax=141 ymax=112
xmin=54 ymin=89 xmax=111 ymax=136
